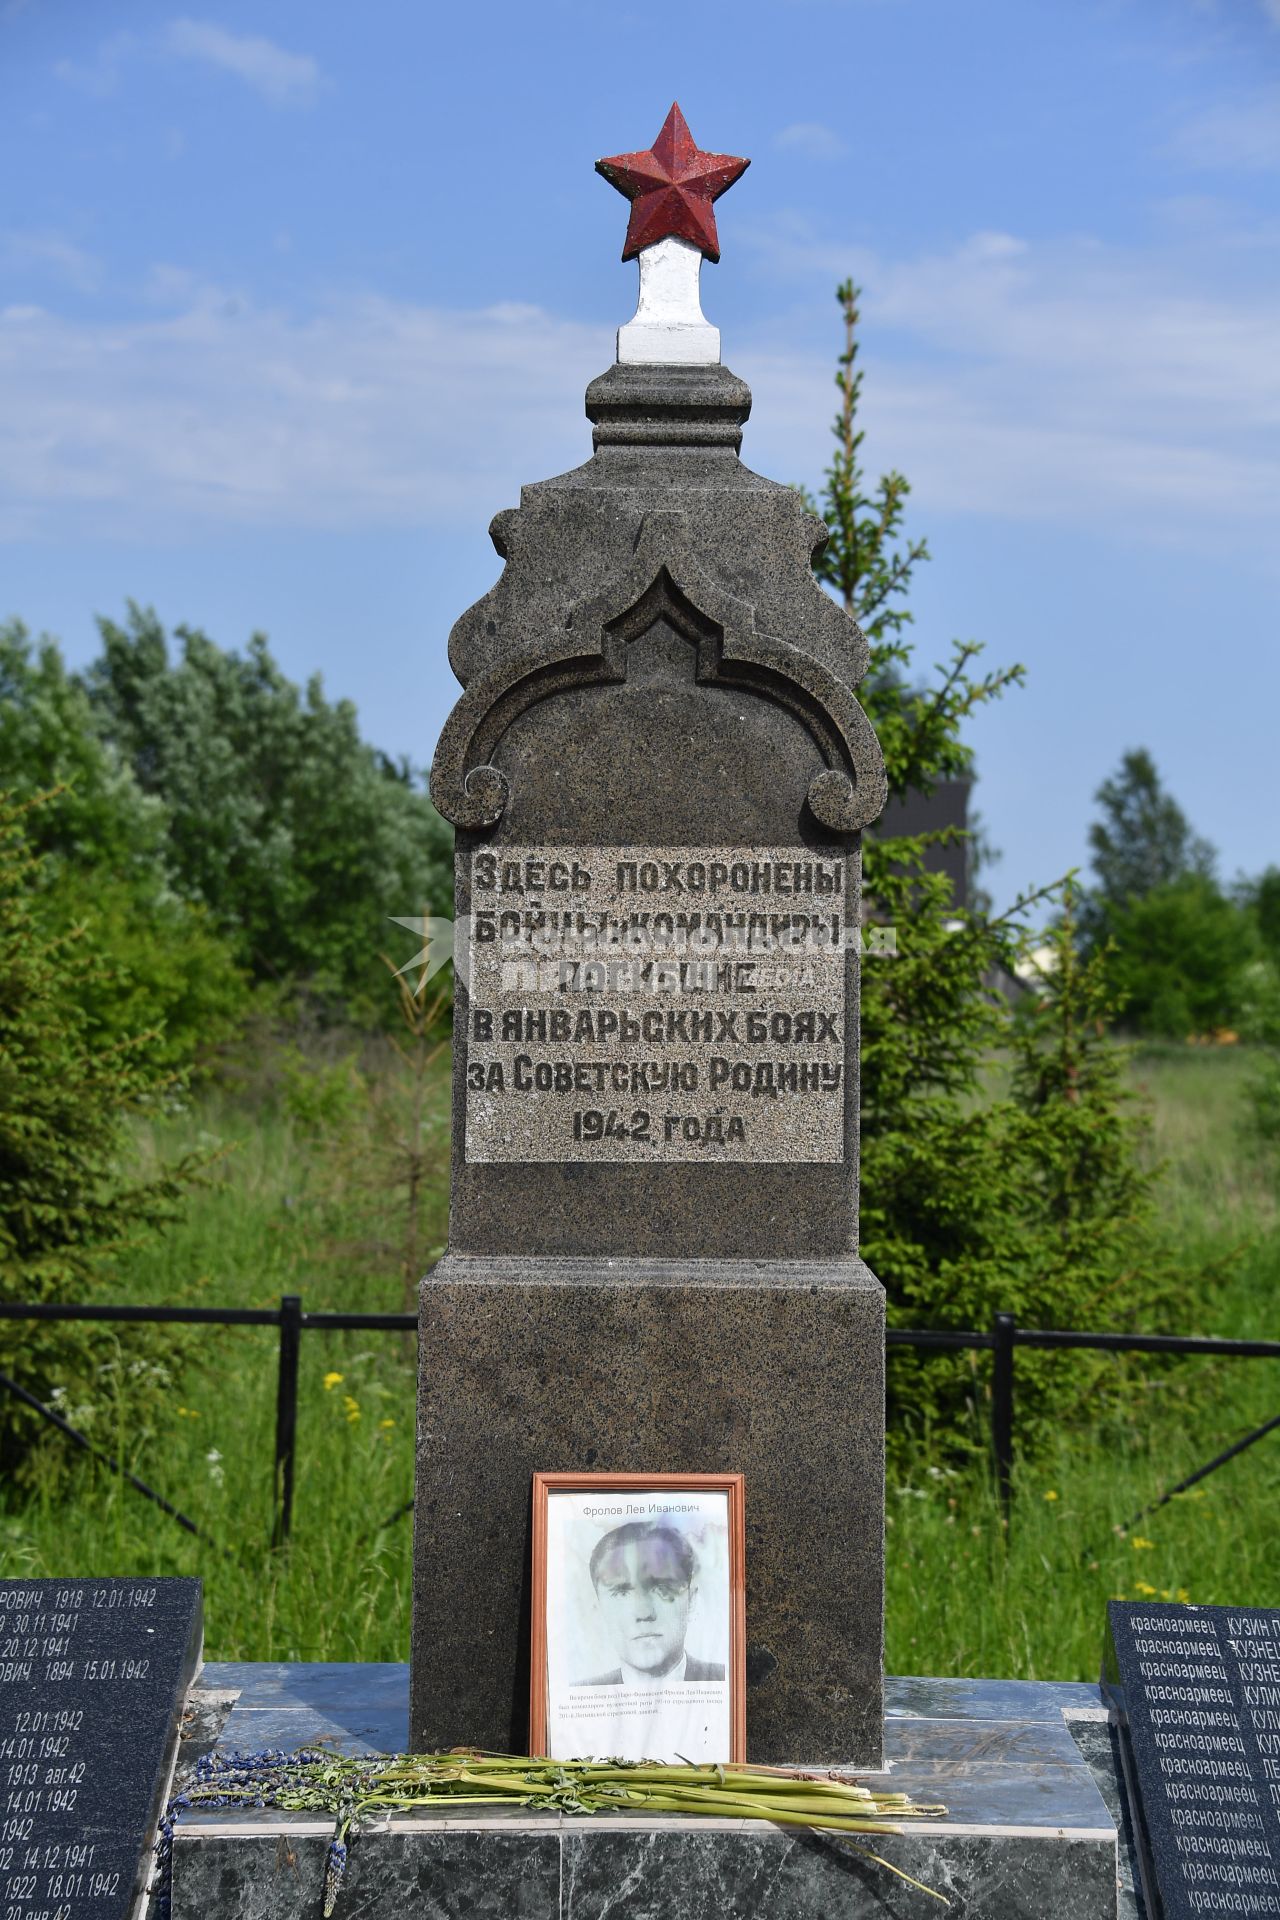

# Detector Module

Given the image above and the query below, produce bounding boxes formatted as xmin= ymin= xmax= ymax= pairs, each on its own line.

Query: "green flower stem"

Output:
xmin=178 ymin=1750 xmax=952 ymax=1911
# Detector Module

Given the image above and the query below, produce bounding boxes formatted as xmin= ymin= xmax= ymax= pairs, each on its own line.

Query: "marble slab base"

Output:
xmin=167 ymin=1665 xmax=1136 ymax=1919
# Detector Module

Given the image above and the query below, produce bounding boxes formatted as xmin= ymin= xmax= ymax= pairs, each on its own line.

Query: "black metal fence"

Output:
xmin=2 ymin=1296 xmax=1277 ymax=1549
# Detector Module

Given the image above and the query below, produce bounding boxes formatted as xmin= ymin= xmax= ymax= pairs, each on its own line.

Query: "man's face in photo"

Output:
xmin=593 ymin=1533 xmax=694 ymax=1677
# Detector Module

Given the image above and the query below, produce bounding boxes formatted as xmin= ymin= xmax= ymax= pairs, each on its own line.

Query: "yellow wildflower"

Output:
xmin=379 ymin=1418 xmax=396 ymax=1430
xmin=323 ymin=1372 xmax=344 ymax=1391
xmin=1043 ymin=1490 xmax=1058 ymax=1502
xmin=343 ymin=1395 xmax=361 ymax=1424
xmin=1131 ymin=1536 xmax=1155 ymax=1551
xmin=1134 ymin=1581 xmax=1157 ymax=1596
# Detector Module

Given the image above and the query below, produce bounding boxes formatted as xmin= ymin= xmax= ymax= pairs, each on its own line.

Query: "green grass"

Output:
xmin=885 ymin=1414 xmax=1279 ymax=1680
xmin=2 ymin=1328 xmax=416 ymax=1661
xmin=1 ymin=1037 xmax=1277 ymax=1679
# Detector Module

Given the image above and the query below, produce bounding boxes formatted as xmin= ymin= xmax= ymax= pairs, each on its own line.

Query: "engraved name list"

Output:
xmin=1107 ymin=1601 xmax=1280 ymax=1920
xmin=0 ymin=1577 xmax=200 ymax=1920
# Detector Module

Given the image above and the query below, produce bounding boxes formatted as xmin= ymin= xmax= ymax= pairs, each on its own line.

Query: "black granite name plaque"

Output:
xmin=1105 ymin=1600 xmax=1280 ymax=1919
xmin=0 ymin=1577 xmax=201 ymax=1920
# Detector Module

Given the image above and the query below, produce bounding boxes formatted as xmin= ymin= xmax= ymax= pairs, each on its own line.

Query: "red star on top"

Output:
xmin=596 ymin=103 xmax=749 ymax=265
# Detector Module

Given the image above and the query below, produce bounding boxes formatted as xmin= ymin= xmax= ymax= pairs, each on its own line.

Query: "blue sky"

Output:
xmin=1 ymin=0 xmax=1277 ymax=906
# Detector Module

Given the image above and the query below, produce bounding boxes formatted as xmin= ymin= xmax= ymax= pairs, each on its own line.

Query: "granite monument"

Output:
xmin=410 ymin=103 xmax=888 ymax=1766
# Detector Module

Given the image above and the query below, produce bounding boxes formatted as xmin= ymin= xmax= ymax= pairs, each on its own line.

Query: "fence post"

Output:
xmin=273 ymin=1294 xmax=302 ymax=1548
xmin=992 ymin=1312 xmax=1016 ymax=1527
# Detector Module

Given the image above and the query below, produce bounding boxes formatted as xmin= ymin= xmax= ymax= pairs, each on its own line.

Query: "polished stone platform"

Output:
xmin=169 ymin=1664 xmax=1144 ymax=1918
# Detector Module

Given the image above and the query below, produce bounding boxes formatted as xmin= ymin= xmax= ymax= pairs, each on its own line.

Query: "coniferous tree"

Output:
xmin=1082 ymin=749 xmax=1256 ymax=1037
xmin=802 ymin=283 xmax=1161 ymax=1448
xmin=1087 ymin=749 xmax=1215 ymax=911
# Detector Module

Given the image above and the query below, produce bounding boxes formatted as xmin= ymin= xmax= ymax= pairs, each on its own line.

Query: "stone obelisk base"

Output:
xmin=171 ymin=1669 xmax=1130 ymax=1920
xmin=409 ymin=1254 xmax=885 ymax=1767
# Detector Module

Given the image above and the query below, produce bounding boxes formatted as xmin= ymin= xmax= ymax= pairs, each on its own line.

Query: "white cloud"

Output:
xmin=53 ymin=32 xmax=136 ymax=98
xmin=774 ymin=122 xmax=848 ymax=160
xmin=1 ymin=220 xmax=1277 ymax=556
xmin=1174 ymin=89 xmax=1280 ymax=171
xmin=164 ymin=18 xmax=322 ymax=106
xmin=0 ymin=283 xmax=605 ymax=541
xmin=0 ymin=230 xmax=100 ymax=291
xmin=735 ymin=219 xmax=1280 ymax=547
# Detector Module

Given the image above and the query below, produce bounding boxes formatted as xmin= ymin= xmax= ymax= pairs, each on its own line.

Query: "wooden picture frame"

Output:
xmin=529 ymin=1471 xmax=746 ymax=1762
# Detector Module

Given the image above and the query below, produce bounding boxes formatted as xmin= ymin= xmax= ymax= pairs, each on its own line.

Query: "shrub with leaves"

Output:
xmin=0 ymin=622 xmax=250 ymax=1073
xmin=1094 ymin=873 xmax=1258 ymax=1040
xmin=85 ymin=605 xmax=453 ymax=1025
xmin=0 ymin=792 xmax=208 ymax=1476
xmin=1078 ymin=748 xmax=1259 ymax=1039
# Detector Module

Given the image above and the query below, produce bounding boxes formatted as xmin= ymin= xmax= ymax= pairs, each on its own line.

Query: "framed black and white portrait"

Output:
xmin=529 ymin=1472 xmax=745 ymax=1762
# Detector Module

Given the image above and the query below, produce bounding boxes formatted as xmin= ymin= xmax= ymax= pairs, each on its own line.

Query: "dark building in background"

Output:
xmin=877 ymin=778 xmax=973 ymax=912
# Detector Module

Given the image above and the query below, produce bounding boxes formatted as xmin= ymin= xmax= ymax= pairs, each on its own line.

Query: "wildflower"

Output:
xmin=1043 ymin=1490 xmax=1059 ymax=1502
xmin=343 ymin=1395 xmax=360 ymax=1424
xmin=205 ymin=1448 xmax=224 ymax=1487
xmin=322 ymin=1837 xmax=348 ymax=1918
xmin=1134 ymin=1581 xmax=1157 ymax=1597
xmin=1177 ymin=1588 xmax=1191 ymax=1603
xmin=323 ymin=1372 xmax=344 ymax=1392
xmin=1131 ymin=1536 xmax=1155 ymax=1551
xmin=378 ymin=1418 xmax=395 ymax=1430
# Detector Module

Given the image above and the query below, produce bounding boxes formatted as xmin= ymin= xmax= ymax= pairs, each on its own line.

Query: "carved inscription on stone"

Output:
xmin=0 ymin=1576 xmax=201 ymax=1920
xmin=1106 ymin=1601 xmax=1280 ymax=1919
xmin=463 ymin=845 xmax=850 ymax=1165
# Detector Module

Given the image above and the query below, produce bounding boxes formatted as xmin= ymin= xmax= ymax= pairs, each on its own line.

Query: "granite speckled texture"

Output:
xmin=411 ymin=351 xmax=889 ymax=1767
xmin=461 ymin=842 xmax=850 ymax=1166
xmin=429 ymin=374 xmax=885 ymax=1261
xmin=171 ymin=1666 xmax=1126 ymax=1919
xmin=414 ymin=1254 xmax=883 ymax=1764
xmin=0 ymin=1576 xmax=202 ymax=1920
xmin=1103 ymin=1602 xmax=1280 ymax=1920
